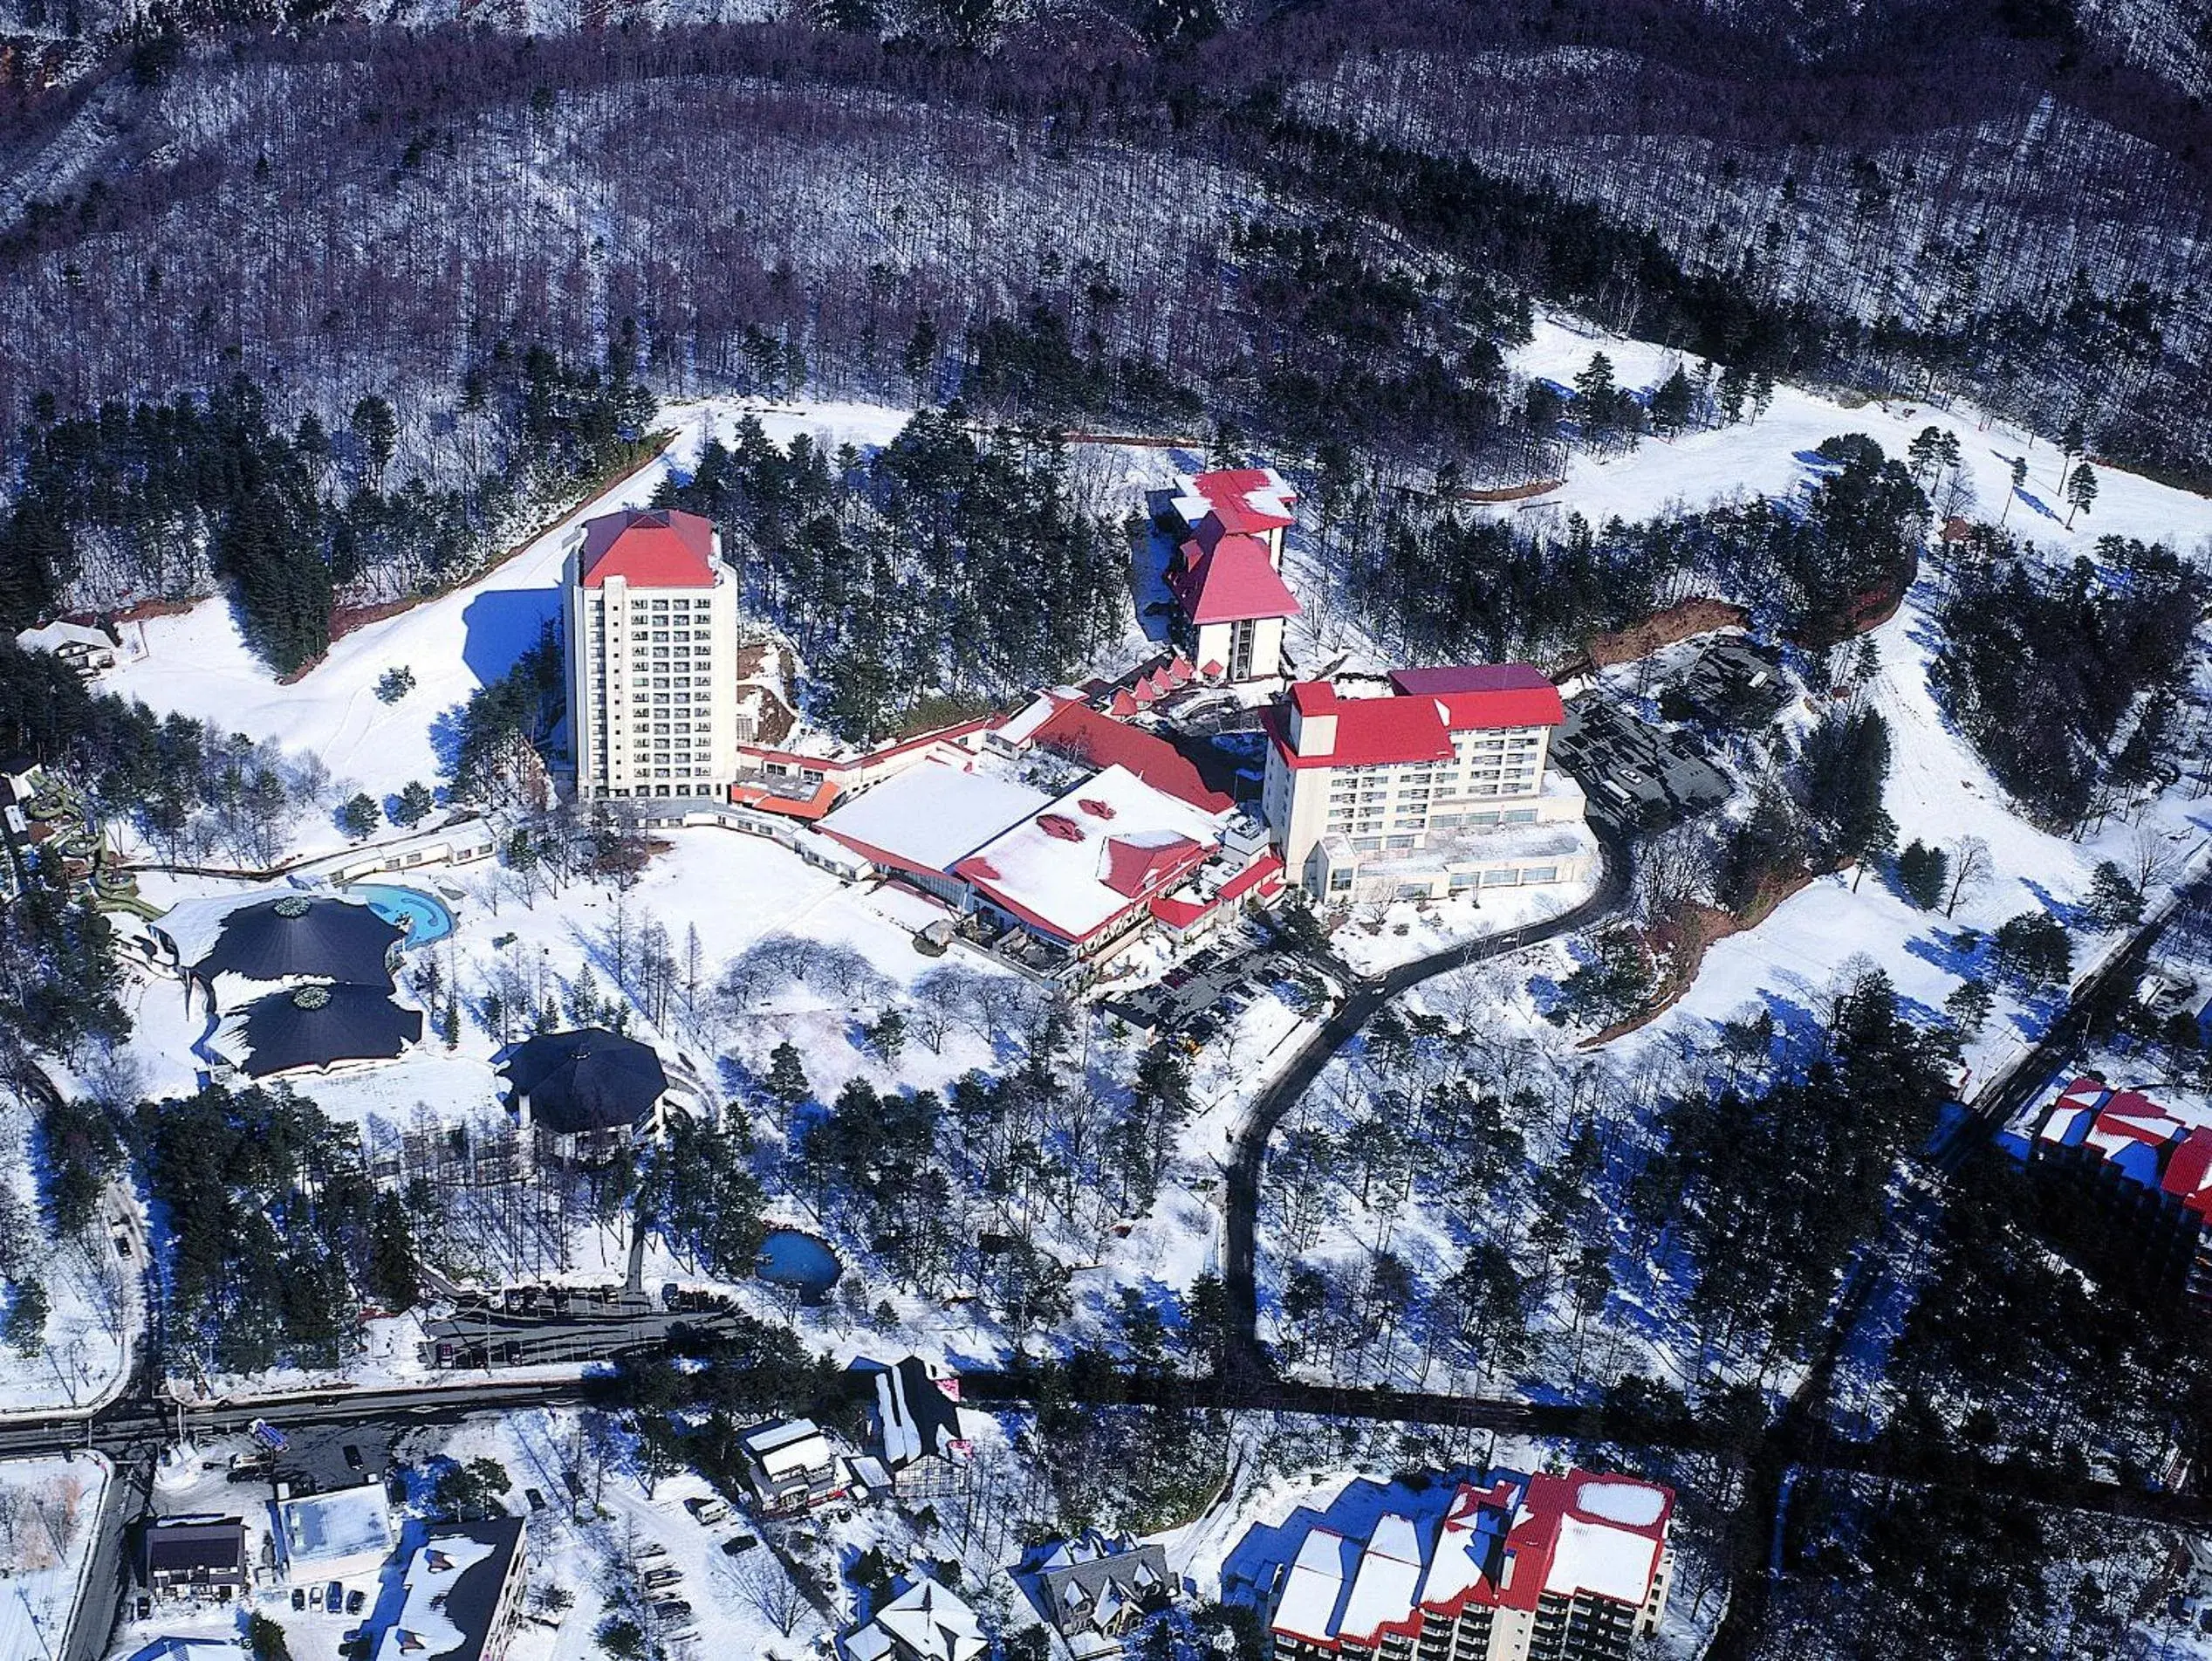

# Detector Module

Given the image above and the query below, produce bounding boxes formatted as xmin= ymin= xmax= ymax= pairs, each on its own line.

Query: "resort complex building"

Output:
xmin=1264 ymin=1469 xmax=1675 ymax=1661
xmin=1261 ymin=667 xmax=1595 ymax=903
xmin=2016 ymin=1075 xmax=2212 ymax=1301
xmin=1159 ymin=468 xmax=1303 ymax=682
xmin=565 ymin=507 xmax=744 ymax=801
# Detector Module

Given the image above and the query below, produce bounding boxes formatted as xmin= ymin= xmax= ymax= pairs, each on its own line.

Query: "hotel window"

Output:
xmin=1353 ymin=837 xmax=1382 ymax=852
xmin=1386 ymin=834 xmax=1416 ymax=849
xmin=1503 ymin=808 xmax=1538 ymax=824
xmin=1449 ymin=873 xmax=1478 ymax=889
xmin=1519 ymin=865 xmax=1558 ymax=883
xmin=1481 ymin=868 xmax=1517 ymax=885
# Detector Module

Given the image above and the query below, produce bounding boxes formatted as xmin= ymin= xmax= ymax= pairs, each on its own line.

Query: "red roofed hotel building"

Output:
xmin=1265 ymin=1468 xmax=1675 ymax=1661
xmin=1161 ymin=469 xmax=1302 ymax=681
xmin=1261 ymin=667 xmax=1593 ymax=903
xmin=565 ymin=508 xmax=744 ymax=801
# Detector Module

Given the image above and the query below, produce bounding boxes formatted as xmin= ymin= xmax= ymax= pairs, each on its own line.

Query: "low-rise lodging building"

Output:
xmin=273 ymin=1481 xmax=397 ymax=1584
xmin=2015 ymin=1075 xmax=2212 ymax=1301
xmin=818 ymin=757 xmax=1281 ymax=975
xmin=739 ymin=1418 xmax=848 ymax=1516
xmin=372 ymin=1517 xmax=528 ymax=1661
xmin=142 ymin=1517 xmax=248 ymax=1601
xmin=1032 ymin=1532 xmax=1175 ymax=1659
xmin=843 ymin=1577 xmax=987 ymax=1661
xmin=1159 ymin=469 xmax=1302 ymax=682
xmin=1262 ymin=1469 xmax=1674 ymax=1661
xmin=870 ymin=1355 xmax=973 ymax=1500
xmin=1260 ymin=668 xmax=1595 ymax=903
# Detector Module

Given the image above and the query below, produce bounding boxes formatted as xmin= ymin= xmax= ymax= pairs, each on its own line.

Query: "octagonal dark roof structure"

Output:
xmin=498 ymin=1027 xmax=668 ymax=1136
xmin=194 ymin=896 xmax=402 ymax=988
xmin=229 ymin=983 xmax=422 ymax=1077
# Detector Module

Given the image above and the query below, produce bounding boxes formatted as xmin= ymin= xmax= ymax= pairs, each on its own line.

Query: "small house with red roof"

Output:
xmin=1261 ymin=1467 xmax=1674 ymax=1661
xmin=2027 ymin=1076 xmax=2212 ymax=1301
xmin=565 ymin=507 xmax=743 ymax=803
xmin=1161 ymin=468 xmax=1303 ymax=681
xmin=1259 ymin=665 xmax=1594 ymax=904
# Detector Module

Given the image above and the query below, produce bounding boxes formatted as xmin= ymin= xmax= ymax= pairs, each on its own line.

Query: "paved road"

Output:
xmin=1221 ymin=820 xmax=1632 ymax=1372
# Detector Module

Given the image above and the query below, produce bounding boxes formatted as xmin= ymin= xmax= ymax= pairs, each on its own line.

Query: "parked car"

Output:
xmin=327 ymin=1582 xmax=345 ymax=1612
xmin=309 ymin=1587 xmax=324 ymax=1610
xmin=684 ymin=1495 xmax=729 ymax=1524
xmin=343 ymin=1445 xmax=364 ymax=1471
xmin=292 ymin=1589 xmax=306 ymax=1611
xmin=346 ymin=1589 xmax=366 ymax=1616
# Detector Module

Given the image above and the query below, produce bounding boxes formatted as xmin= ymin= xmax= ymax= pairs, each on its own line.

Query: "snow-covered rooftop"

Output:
xmin=846 ymin=1577 xmax=985 ymax=1661
xmin=372 ymin=1519 xmax=524 ymax=1661
xmin=955 ymin=765 xmax=1225 ymax=944
xmin=275 ymin=1482 xmax=396 ymax=1573
xmin=818 ymin=761 xmax=1051 ymax=879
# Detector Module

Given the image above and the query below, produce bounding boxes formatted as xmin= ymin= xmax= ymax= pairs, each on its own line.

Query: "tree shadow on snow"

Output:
xmin=461 ymin=586 xmax=561 ymax=688
xmin=1905 ymin=925 xmax=1990 ymax=981
xmin=2021 ymin=878 xmax=2089 ymax=931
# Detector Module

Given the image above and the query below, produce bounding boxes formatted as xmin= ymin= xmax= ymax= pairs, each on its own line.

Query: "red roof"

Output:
xmin=1031 ymin=700 xmax=1234 ymax=813
xmin=1171 ymin=535 xmax=1302 ymax=625
xmin=1193 ymin=469 xmax=1298 ymax=532
xmin=1270 ymin=682 xmax=1455 ymax=770
xmin=579 ymin=508 xmax=719 ymax=588
xmin=1103 ymin=832 xmax=1206 ymax=898
xmin=1206 ymin=497 xmax=1294 ymax=536
xmin=1388 ymin=664 xmax=1564 ymax=730
xmin=729 ymin=778 xmax=839 ymax=821
xmin=2162 ymin=1128 xmax=2212 ymax=1223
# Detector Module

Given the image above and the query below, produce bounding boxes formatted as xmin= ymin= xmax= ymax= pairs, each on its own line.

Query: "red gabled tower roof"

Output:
xmin=1170 ymin=534 xmax=1302 ymax=625
xmin=579 ymin=508 xmax=719 ymax=588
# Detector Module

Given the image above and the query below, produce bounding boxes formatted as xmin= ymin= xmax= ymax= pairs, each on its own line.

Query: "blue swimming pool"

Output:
xmin=756 ymin=1228 xmax=843 ymax=1301
xmin=352 ymin=882 xmax=456 ymax=950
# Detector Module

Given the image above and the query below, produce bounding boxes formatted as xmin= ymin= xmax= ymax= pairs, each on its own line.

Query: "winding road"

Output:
xmin=1222 ymin=820 xmax=1633 ymax=1373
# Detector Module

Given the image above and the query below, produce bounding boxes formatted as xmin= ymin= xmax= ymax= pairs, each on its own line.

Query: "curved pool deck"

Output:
xmin=350 ymin=882 xmax=457 ymax=950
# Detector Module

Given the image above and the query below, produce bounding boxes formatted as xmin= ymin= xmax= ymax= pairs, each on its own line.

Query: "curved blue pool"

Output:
xmin=757 ymin=1228 xmax=843 ymax=1301
xmin=352 ymin=882 xmax=456 ymax=950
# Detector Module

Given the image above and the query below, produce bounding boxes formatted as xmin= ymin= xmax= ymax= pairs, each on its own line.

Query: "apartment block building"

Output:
xmin=1267 ymin=1470 xmax=1675 ymax=1661
xmin=1261 ymin=666 xmax=1593 ymax=903
xmin=565 ymin=507 xmax=743 ymax=801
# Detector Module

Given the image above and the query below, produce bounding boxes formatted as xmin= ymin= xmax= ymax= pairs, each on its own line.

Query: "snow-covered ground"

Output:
xmin=98 ymin=397 xmax=916 ymax=862
xmin=1514 ymin=311 xmax=2212 ymax=560
xmin=0 ymin=1087 xmax=136 ymax=1416
xmin=0 ymin=1453 xmax=112 ymax=1661
xmin=1330 ymin=863 xmax=1602 ymax=978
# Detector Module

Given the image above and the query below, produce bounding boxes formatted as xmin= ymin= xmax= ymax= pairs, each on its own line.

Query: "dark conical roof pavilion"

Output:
xmin=194 ymin=896 xmax=402 ymax=988
xmin=498 ymin=1027 xmax=667 ymax=1136
xmin=229 ymin=982 xmax=423 ymax=1077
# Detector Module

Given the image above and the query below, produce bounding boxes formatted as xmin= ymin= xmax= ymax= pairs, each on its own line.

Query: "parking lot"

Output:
xmin=1100 ymin=929 xmax=1316 ymax=1043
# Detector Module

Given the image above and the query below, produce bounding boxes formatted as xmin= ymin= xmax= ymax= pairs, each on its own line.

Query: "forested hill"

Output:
xmin=0 ymin=0 xmax=2210 ymax=485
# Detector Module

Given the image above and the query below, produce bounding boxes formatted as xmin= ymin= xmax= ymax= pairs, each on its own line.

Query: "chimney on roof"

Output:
xmin=1287 ymin=682 xmax=1338 ymax=758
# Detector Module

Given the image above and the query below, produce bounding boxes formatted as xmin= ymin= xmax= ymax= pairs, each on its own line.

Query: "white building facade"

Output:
xmin=1262 ymin=667 xmax=1595 ymax=904
xmin=565 ymin=508 xmax=743 ymax=801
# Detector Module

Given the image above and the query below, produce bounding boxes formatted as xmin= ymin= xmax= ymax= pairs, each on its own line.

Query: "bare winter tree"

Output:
xmin=2127 ymin=823 xmax=2184 ymax=898
xmin=726 ymin=1548 xmax=815 ymax=1639
xmin=1944 ymin=834 xmax=1994 ymax=917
